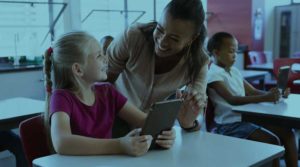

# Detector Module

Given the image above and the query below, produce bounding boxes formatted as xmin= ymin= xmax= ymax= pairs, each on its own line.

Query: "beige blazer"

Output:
xmin=107 ymin=23 xmax=208 ymax=113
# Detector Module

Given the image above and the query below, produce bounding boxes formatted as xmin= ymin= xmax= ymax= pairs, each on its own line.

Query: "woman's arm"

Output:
xmin=208 ymin=81 xmax=280 ymax=105
xmin=177 ymin=63 xmax=208 ymax=129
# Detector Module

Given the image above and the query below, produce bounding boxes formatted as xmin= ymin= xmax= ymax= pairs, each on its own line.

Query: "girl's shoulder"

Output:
xmin=93 ymin=82 xmax=119 ymax=96
xmin=51 ymin=89 xmax=76 ymax=106
xmin=208 ymin=63 xmax=224 ymax=74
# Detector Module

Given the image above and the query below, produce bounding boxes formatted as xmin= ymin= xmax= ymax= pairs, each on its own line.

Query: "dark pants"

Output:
xmin=0 ymin=130 xmax=28 ymax=167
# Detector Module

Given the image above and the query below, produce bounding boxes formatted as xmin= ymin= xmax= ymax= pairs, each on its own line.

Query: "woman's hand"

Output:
xmin=119 ymin=129 xmax=152 ymax=156
xmin=176 ymin=86 xmax=207 ymax=128
xmin=156 ymin=128 xmax=176 ymax=149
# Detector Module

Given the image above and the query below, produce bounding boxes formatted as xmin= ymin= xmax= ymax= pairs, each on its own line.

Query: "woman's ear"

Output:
xmin=72 ymin=63 xmax=84 ymax=77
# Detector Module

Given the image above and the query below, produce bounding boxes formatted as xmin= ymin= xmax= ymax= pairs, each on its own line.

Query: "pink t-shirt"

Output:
xmin=50 ymin=83 xmax=127 ymax=139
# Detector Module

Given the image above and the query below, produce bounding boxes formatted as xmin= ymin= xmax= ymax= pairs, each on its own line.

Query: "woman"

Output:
xmin=107 ymin=0 xmax=209 ymax=136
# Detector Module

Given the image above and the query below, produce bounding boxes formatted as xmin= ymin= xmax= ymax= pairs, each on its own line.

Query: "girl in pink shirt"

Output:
xmin=43 ymin=32 xmax=175 ymax=156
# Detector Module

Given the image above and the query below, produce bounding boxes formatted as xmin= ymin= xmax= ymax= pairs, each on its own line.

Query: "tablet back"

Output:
xmin=277 ymin=65 xmax=290 ymax=93
xmin=141 ymin=99 xmax=183 ymax=149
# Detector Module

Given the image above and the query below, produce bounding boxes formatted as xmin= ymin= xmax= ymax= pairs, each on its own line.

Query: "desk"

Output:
xmin=232 ymin=94 xmax=300 ymax=129
xmin=33 ymin=127 xmax=284 ymax=167
xmin=0 ymin=97 xmax=44 ymax=130
xmin=246 ymin=62 xmax=273 ymax=72
xmin=291 ymin=63 xmax=300 ymax=72
xmin=241 ymin=70 xmax=268 ymax=89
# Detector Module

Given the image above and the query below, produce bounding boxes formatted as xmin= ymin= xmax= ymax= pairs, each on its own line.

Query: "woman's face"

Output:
xmin=153 ymin=12 xmax=196 ymax=58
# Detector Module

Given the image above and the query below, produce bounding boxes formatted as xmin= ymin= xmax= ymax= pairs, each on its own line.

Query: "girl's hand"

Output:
xmin=265 ymin=87 xmax=280 ymax=103
xmin=282 ymin=87 xmax=290 ymax=98
xmin=120 ymin=129 xmax=152 ymax=156
xmin=155 ymin=128 xmax=176 ymax=149
xmin=176 ymin=86 xmax=207 ymax=128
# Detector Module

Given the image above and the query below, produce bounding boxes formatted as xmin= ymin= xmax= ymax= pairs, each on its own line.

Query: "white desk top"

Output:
xmin=291 ymin=63 xmax=300 ymax=72
xmin=247 ymin=62 xmax=273 ymax=70
xmin=33 ymin=127 xmax=284 ymax=167
xmin=0 ymin=97 xmax=44 ymax=120
xmin=240 ymin=70 xmax=268 ymax=78
xmin=232 ymin=94 xmax=300 ymax=120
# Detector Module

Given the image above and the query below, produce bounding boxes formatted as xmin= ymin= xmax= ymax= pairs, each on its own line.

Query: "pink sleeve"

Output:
xmin=50 ymin=90 xmax=73 ymax=117
xmin=108 ymin=85 xmax=128 ymax=113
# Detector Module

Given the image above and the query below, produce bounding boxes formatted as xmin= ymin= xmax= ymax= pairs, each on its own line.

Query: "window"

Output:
xmin=80 ymin=0 xmax=169 ymax=41
xmin=0 ymin=0 xmax=66 ymax=59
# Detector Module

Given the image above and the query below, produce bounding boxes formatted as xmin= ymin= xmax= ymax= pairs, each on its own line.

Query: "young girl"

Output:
xmin=43 ymin=32 xmax=175 ymax=156
xmin=207 ymin=32 xmax=298 ymax=167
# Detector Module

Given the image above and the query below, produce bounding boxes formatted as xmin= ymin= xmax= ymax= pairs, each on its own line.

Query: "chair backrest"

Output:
xmin=204 ymin=97 xmax=216 ymax=132
xmin=273 ymin=58 xmax=300 ymax=86
xmin=19 ymin=115 xmax=51 ymax=167
xmin=248 ymin=51 xmax=267 ymax=65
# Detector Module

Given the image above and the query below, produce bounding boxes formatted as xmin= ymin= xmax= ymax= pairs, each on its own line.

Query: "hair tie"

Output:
xmin=47 ymin=47 xmax=53 ymax=55
xmin=46 ymin=85 xmax=52 ymax=94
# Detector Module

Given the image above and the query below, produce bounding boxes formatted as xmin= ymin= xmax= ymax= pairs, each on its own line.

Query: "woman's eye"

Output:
xmin=157 ymin=27 xmax=163 ymax=34
xmin=171 ymin=38 xmax=179 ymax=42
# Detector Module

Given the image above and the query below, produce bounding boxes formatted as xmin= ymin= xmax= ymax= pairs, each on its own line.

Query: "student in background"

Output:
xmin=0 ymin=131 xmax=28 ymax=167
xmin=107 ymin=0 xmax=209 ymax=136
xmin=206 ymin=32 xmax=298 ymax=167
xmin=100 ymin=35 xmax=113 ymax=54
xmin=43 ymin=32 xmax=175 ymax=156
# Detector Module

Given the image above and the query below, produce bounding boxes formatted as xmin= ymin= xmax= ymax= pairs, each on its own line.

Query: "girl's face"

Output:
xmin=153 ymin=12 xmax=196 ymax=58
xmin=214 ymin=38 xmax=238 ymax=69
xmin=82 ymin=41 xmax=108 ymax=83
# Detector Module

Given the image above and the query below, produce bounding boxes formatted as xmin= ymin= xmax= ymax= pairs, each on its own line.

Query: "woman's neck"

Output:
xmin=154 ymin=48 xmax=187 ymax=74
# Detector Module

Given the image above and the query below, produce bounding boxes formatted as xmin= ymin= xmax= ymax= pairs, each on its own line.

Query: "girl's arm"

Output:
xmin=51 ymin=112 xmax=151 ymax=156
xmin=51 ymin=112 xmax=122 ymax=155
xmin=208 ymin=81 xmax=280 ymax=105
xmin=243 ymin=80 xmax=266 ymax=96
xmin=117 ymin=101 xmax=146 ymax=128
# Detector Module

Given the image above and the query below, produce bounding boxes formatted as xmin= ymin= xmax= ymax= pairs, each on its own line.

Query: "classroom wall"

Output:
xmin=207 ymin=0 xmax=253 ymax=49
xmin=264 ymin=0 xmax=292 ymax=57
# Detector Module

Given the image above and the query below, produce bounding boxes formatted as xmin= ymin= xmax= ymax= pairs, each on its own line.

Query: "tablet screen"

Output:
xmin=141 ymin=99 xmax=183 ymax=149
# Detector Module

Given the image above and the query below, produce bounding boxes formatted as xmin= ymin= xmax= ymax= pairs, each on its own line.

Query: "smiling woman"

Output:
xmin=107 ymin=0 xmax=209 ymax=137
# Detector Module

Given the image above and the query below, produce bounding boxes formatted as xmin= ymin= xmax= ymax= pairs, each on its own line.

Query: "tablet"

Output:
xmin=140 ymin=99 xmax=183 ymax=149
xmin=277 ymin=65 xmax=290 ymax=94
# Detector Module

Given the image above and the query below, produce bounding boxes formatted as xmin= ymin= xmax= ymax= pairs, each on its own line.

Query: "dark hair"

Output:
xmin=207 ymin=32 xmax=235 ymax=56
xmin=100 ymin=35 xmax=113 ymax=44
xmin=165 ymin=0 xmax=208 ymax=83
xmin=100 ymin=35 xmax=114 ymax=54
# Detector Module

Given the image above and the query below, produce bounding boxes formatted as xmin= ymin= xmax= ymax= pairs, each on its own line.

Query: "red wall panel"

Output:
xmin=207 ymin=0 xmax=264 ymax=51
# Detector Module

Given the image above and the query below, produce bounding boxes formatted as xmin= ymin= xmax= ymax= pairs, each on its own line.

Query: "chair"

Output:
xmin=19 ymin=115 xmax=52 ymax=167
xmin=204 ymin=97 xmax=216 ymax=132
xmin=273 ymin=58 xmax=300 ymax=93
